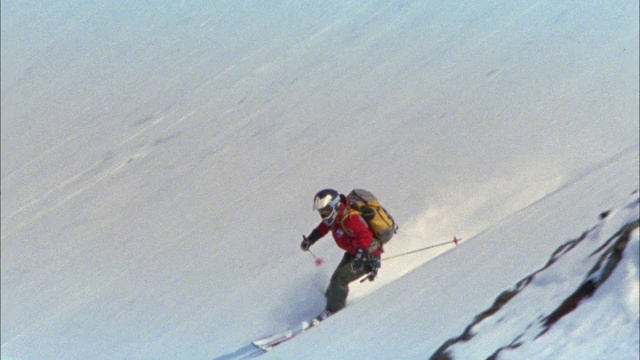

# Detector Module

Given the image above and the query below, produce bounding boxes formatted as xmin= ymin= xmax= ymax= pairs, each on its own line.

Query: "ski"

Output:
xmin=252 ymin=329 xmax=295 ymax=351
xmin=252 ymin=313 xmax=330 ymax=351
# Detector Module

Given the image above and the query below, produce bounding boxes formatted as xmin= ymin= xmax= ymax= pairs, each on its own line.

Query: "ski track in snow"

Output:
xmin=1 ymin=108 xmax=200 ymax=240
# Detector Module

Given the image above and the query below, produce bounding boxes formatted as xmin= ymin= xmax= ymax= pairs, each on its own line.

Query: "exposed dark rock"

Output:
xmin=430 ymin=205 xmax=639 ymax=360
xmin=537 ymin=219 xmax=638 ymax=338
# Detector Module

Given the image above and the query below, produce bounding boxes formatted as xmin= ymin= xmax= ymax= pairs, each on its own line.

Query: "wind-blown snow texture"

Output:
xmin=1 ymin=1 xmax=638 ymax=359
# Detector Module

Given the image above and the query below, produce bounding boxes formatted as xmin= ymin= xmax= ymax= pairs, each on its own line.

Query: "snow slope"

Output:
xmin=266 ymin=150 xmax=637 ymax=360
xmin=1 ymin=1 xmax=638 ymax=359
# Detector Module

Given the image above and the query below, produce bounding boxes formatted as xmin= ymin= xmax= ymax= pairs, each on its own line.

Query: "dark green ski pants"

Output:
xmin=325 ymin=252 xmax=369 ymax=313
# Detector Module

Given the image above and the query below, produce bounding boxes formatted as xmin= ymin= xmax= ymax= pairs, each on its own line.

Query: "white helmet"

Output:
xmin=313 ymin=189 xmax=341 ymax=226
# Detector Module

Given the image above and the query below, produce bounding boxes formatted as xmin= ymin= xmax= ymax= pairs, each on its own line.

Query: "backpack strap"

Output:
xmin=339 ymin=207 xmax=360 ymax=237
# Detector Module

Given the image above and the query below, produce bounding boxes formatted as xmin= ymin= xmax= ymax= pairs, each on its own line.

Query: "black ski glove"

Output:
xmin=365 ymin=269 xmax=378 ymax=282
xmin=364 ymin=254 xmax=381 ymax=281
xmin=300 ymin=229 xmax=322 ymax=251
xmin=300 ymin=235 xmax=312 ymax=251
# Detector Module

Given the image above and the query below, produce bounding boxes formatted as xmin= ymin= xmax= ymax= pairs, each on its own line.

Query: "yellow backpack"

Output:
xmin=340 ymin=189 xmax=398 ymax=244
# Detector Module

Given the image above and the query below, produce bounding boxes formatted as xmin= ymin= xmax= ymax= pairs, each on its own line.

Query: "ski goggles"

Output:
xmin=318 ymin=196 xmax=340 ymax=219
xmin=318 ymin=204 xmax=334 ymax=219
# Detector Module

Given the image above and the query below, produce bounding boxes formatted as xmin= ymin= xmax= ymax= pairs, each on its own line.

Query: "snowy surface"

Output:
xmin=1 ymin=1 xmax=638 ymax=359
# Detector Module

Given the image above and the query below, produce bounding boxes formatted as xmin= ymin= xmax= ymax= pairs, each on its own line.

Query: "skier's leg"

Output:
xmin=325 ymin=253 xmax=367 ymax=313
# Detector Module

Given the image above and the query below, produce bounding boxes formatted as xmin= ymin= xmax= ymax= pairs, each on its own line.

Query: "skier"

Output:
xmin=300 ymin=189 xmax=383 ymax=320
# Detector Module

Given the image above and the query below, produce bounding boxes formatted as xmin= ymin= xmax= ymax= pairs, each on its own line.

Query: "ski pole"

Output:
xmin=382 ymin=236 xmax=461 ymax=261
xmin=358 ymin=237 xmax=461 ymax=283
xmin=309 ymin=249 xmax=324 ymax=266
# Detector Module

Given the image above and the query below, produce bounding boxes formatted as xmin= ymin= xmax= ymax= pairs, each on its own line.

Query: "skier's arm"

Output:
xmin=307 ymin=227 xmax=325 ymax=243
xmin=300 ymin=224 xmax=328 ymax=251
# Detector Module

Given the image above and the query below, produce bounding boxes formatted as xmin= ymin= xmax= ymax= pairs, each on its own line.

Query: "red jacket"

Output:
xmin=314 ymin=196 xmax=383 ymax=256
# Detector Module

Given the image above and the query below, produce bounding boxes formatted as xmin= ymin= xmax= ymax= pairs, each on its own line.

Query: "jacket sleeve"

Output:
xmin=308 ymin=222 xmax=330 ymax=244
xmin=342 ymin=213 xmax=375 ymax=252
